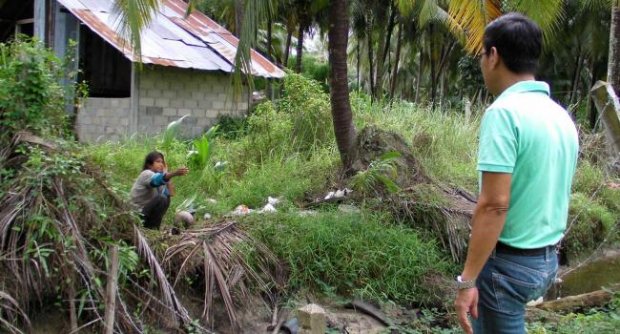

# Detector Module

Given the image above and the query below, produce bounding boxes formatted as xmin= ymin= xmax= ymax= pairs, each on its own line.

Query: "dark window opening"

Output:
xmin=16 ymin=21 xmax=34 ymax=37
xmin=78 ymin=25 xmax=131 ymax=97
xmin=0 ymin=0 xmax=35 ymax=42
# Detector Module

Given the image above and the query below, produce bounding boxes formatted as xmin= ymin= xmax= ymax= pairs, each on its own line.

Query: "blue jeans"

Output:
xmin=473 ymin=246 xmax=558 ymax=334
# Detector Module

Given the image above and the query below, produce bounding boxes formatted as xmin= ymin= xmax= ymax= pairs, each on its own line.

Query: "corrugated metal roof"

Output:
xmin=56 ymin=0 xmax=285 ymax=78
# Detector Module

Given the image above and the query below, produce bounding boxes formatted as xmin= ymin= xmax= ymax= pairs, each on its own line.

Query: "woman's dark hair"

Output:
xmin=143 ymin=151 xmax=165 ymax=170
xmin=483 ymin=12 xmax=542 ymax=74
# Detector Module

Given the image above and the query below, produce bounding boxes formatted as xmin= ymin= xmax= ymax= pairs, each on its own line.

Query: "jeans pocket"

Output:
xmin=492 ymin=271 xmax=546 ymax=315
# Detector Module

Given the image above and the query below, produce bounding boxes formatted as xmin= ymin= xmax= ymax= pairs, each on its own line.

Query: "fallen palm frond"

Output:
xmin=163 ymin=221 xmax=284 ymax=331
xmin=0 ymin=132 xmax=195 ymax=332
xmin=0 ymin=131 xmax=285 ymax=332
xmin=0 ymin=290 xmax=30 ymax=334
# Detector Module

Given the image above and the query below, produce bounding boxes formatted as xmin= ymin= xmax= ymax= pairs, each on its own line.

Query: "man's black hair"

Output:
xmin=483 ymin=12 xmax=542 ymax=74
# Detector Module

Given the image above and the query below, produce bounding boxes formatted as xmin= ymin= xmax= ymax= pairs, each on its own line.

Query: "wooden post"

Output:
xmin=297 ymin=304 xmax=326 ymax=334
xmin=590 ymin=81 xmax=620 ymax=158
xmin=68 ymin=283 xmax=78 ymax=332
xmin=104 ymin=245 xmax=119 ymax=334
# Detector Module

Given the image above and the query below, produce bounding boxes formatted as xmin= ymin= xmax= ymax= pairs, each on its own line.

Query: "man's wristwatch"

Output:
xmin=455 ymin=275 xmax=476 ymax=290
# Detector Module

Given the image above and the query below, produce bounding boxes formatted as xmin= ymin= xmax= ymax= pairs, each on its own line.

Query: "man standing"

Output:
xmin=454 ymin=13 xmax=579 ymax=334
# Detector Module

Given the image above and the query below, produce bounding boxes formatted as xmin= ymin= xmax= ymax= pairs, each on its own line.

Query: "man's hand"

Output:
xmin=455 ymin=287 xmax=479 ymax=334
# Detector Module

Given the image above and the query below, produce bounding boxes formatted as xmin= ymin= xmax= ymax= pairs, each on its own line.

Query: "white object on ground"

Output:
xmin=267 ymin=196 xmax=280 ymax=205
xmin=526 ymin=296 xmax=544 ymax=307
xmin=203 ymin=213 xmax=212 ymax=220
xmin=232 ymin=204 xmax=253 ymax=216
xmin=260 ymin=203 xmax=277 ymax=213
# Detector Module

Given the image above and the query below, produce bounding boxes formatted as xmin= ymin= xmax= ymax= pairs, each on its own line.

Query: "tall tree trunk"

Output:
xmin=295 ymin=21 xmax=305 ymax=73
xmin=415 ymin=47 xmax=423 ymax=104
xmin=389 ymin=22 xmax=403 ymax=100
xmin=569 ymin=51 xmax=584 ymax=108
xmin=266 ymin=15 xmax=274 ymax=99
xmin=374 ymin=4 xmax=393 ymax=98
xmin=328 ymin=0 xmax=356 ymax=169
xmin=429 ymin=25 xmax=437 ymax=109
xmin=356 ymin=40 xmax=361 ymax=89
xmin=608 ymin=1 xmax=620 ymax=93
xmin=284 ymin=25 xmax=293 ymax=68
xmin=366 ymin=13 xmax=375 ymax=98
xmin=267 ymin=16 xmax=274 ymax=62
xmin=234 ymin=0 xmax=244 ymax=37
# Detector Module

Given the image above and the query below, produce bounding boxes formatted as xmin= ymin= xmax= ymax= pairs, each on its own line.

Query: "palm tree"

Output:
xmin=328 ymin=0 xmax=356 ymax=168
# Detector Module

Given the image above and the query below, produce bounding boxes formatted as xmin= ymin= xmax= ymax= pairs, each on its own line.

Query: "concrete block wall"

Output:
xmin=76 ymin=97 xmax=131 ymax=142
xmin=138 ymin=65 xmax=250 ymax=137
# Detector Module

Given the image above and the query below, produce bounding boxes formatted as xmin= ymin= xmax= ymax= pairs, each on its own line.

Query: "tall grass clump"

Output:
xmin=244 ymin=211 xmax=451 ymax=305
xmin=351 ymin=93 xmax=480 ymax=191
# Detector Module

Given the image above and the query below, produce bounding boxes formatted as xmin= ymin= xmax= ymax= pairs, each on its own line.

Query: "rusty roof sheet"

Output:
xmin=56 ymin=0 xmax=285 ymax=78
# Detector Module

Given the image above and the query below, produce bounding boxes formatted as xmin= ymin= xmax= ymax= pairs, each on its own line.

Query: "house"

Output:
xmin=0 ymin=0 xmax=285 ymax=142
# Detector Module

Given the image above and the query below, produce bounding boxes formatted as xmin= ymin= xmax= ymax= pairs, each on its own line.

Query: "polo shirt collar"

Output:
xmin=497 ymin=80 xmax=550 ymax=100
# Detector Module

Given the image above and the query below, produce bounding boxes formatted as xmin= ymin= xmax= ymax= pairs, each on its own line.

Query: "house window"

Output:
xmin=0 ymin=0 xmax=35 ymax=42
xmin=79 ymin=25 xmax=131 ymax=97
xmin=16 ymin=19 xmax=34 ymax=37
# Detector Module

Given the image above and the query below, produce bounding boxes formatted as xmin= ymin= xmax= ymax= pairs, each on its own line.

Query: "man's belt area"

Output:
xmin=496 ymin=241 xmax=556 ymax=256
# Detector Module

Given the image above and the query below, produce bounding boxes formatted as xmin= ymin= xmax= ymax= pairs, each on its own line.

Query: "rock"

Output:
xmin=174 ymin=211 xmax=194 ymax=228
xmin=297 ymin=304 xmax=326 ymax=334
xmin=298 ymin=210 xmax=317 ymax=217
xmin=338 ymin=204 xmax=360 ymax=214
xmin=267 ymin=196 xmax=280 ymax=205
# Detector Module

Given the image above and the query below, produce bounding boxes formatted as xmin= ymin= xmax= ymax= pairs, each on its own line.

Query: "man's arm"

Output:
xmin=461 ymin=172 xmax=512 ymax=280
xmin=454 ymin=171 xmax=511 ymax=334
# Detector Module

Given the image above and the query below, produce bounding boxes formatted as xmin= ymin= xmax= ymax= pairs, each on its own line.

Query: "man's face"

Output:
xmin=480 ymin=49 xmax=491 ymax=90
xmin=479 ymin=47 xmax=498 ymax=95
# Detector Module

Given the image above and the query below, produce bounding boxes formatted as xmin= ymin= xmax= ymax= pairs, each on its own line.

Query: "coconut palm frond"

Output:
xmin=0 ymin=290 xmax=30 ymax=334
xmin=112 ymin=0 xmax=162 ymax=59
xmin=134 ymin=226 xmax=192 ymax=325
xmin=448 ymin=0 xmax=502 ymax=54
xmin=509 ymin=0 xmax=564 ymax=46
xmin=162 ymin=221 xmax=284 ymax=330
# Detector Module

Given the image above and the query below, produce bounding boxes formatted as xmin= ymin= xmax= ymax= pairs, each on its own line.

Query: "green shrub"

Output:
xmin=215 ymin=114 xmax=248 ymax=139
xmin=564 ymin=193 xmax=618 ymax=259
xmin=279 ymin=73 xmax=334 ymax=151
xmin=245 ymin=211 xmax=450 ymax=305
xmin=0 ymin=39 xmax=69 ymax=139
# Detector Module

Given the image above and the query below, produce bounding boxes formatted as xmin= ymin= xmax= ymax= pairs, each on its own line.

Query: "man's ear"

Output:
xmin=489 ymin=46 xmax=501 ymax=69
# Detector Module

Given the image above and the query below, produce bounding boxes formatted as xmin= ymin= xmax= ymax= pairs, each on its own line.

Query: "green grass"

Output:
xmin=527 ymin=295 xmax=620 ymax=334
xmin=351 ymin=92 xmax=481 ymax=191
xmin=243 ymin=211 xmax=450 ymax=305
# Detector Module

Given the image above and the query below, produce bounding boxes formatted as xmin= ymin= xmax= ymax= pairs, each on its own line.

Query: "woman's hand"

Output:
xmin=172 ymin=167 xmax=189 ymax=177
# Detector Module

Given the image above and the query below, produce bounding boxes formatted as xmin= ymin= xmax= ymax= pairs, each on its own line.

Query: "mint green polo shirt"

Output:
xmin=478 ymin=81 xmax=579 ymax=249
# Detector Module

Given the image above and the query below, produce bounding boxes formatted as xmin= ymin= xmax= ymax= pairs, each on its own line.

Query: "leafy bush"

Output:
xmin=0 ymin=39 xmax=69 ymax=139
xmin=279 ymin=72 xmax=334 ymax=151
xmin=215 ymin=114 xmax=248 ymax=139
